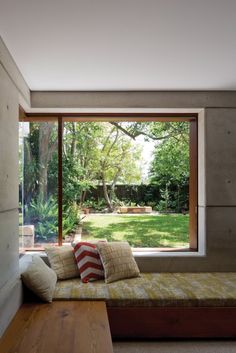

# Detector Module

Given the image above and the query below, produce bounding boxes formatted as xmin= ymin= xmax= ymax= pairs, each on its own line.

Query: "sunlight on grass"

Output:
xmin=82 ymin=214 xmax=189 ymax=248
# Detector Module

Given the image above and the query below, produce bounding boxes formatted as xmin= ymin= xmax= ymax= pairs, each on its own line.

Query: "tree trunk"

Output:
xmin=109 ymin=167 xmax=122 ymax=204
xmin=101 ymin=173 xmax=113 ymax=212
xmin=70 ymin=123 xmax=77 ymax=157
xmin=80 ymin=189 xmax=87 ymax=206
xmin=38 ymin=123 xmax=57 ymax=201
xmin=24 ymin=139 xmax=35 ymax=205
xmin=165 ymin=184 xmax=169 ymax=212
xmin=177 ymin=184 xmax=180 ymax=212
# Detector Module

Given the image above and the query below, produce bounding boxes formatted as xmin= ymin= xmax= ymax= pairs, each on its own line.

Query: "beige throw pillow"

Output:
xmin=45 ymin=246 xmax=80 ymax=280
xmin=21 ymin=256 xmax=57 ymax=302
xmin=97 ymin=242 xmax=140 ymax=283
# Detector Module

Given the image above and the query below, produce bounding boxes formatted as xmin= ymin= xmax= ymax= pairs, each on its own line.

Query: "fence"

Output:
xmin=85 ymin=183 xmax=189 ymax=211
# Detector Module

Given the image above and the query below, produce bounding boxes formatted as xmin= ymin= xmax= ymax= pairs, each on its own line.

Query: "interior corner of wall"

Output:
xmin=19 ymin=91 xmax=31 ymax=112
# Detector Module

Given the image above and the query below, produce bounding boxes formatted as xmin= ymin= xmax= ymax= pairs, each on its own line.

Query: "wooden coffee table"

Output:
xmin=0 ymin=301 xmax=113 ymax=353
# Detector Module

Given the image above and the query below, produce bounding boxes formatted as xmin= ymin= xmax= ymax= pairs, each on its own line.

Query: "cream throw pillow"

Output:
xmin=21 ymin=256 xmax=57 ymax=302
xmin=97 ymin=242 xmax=140 ymax=283
xmin=45 ymin=246 xmax=80 ymax=280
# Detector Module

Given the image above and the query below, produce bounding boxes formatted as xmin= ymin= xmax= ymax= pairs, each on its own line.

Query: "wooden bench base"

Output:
xmin=108 ymin=306 xmax=236 ymax=338
xmin=0 ymin=301 xmax=113 ymax=353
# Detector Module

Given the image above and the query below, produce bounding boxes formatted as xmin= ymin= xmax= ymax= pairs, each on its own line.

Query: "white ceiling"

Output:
xmin=0 ymin=0 xmax=236 ymax=91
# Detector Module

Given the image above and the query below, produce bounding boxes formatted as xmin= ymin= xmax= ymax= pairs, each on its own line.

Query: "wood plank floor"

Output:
xmin=0 ymin=301 xmax=113 ymax=353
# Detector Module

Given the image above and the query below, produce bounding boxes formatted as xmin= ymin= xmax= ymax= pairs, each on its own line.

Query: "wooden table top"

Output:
xmin=0 ymin=301 xmax=113 ymax=353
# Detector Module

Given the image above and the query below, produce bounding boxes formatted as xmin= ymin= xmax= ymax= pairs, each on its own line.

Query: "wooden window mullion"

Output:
xmin=189 ymin=120 xmax=198 ymax=250
xmin=58 ymin=117 xmax=63 ymax=245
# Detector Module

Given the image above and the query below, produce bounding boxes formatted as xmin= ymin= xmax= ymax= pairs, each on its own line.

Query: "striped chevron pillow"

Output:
xmin=73 ymin=242 xmax=104 ymax=283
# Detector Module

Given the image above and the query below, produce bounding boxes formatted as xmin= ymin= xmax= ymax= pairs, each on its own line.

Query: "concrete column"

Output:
xmin=0 ymin=64 xmax=22 ymax=337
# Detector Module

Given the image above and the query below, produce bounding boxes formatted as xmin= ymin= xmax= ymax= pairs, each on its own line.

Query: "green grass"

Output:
xmin=82 ymin=214 xmax=189 ymax=248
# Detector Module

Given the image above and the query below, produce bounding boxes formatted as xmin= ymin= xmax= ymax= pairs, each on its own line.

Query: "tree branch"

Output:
xmin=109 ymin=122 xmax=182 ymax=141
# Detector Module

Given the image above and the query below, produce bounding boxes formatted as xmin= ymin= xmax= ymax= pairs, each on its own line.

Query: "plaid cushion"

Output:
xmin=45 ymin=246 xmax=80 ymax=280
xmin=97 ymin=241 xmax=140 ymax=283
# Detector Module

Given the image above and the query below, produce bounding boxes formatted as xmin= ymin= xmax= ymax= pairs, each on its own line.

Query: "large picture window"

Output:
xmin=19 ymin=113 xmax=197 ymax=252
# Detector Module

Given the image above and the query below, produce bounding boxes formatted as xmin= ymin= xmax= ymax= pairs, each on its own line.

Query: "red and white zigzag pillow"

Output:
xmin=73 ymin=242 xmax=104 ymax=283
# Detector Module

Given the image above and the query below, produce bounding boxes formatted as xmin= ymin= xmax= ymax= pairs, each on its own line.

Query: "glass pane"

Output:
xmin=19 ymin=122 xmax=58 ymax=249
xmin=62 ymin=121 xmax=190 ymax=248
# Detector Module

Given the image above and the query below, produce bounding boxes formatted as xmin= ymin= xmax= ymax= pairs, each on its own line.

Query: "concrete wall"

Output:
xmin=30 ymin=92 xmax=236 ymax=272
xmin=31 ymin=91 xmax=236 ymax=109
xmin=0 ymin=37 xmax=30 ymax=337
xmin=136 ymin=108 xmax=236 ymax=272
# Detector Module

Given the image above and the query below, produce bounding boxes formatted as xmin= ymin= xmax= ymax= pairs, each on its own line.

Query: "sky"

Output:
xmin=133 ymin=135 xmax=156 ymax=183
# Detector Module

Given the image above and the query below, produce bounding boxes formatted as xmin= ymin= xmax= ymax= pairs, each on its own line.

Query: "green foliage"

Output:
xmin=61 ymin=122 xmax=143 ymax=210
xmin=82 ymin=198 xmax=107 ymax=212
xmin=157 ymin=184 xmax=171 ymax=212
xmin=21 ymin=120 xmax=190 ymax=241
xmin=62 ymin=203 xmax=80 ymax=236
xmin=149 ymin=122 xmax=189 ymax=212
xmin=25 ymin=197 xmax=81 ymax=241
xmin=25 ymin=196 xmax=58 ymax=240
xmin=99 ymin=124 xmax=142 ymax=185
xmin=62 ymin=122 xmax=103 ymax=206
xmin=61 ymin=158 xmax=94 ymax=206
xmin=149 ymin=123 xmax=189 ymax=185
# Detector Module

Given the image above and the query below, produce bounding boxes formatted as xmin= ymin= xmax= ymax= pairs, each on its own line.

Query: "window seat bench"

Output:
xmin=53 ymin=272 xmax=236 ymax=338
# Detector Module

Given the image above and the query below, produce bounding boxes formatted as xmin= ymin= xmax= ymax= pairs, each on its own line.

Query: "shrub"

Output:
xmin=62 ymin=203 xmax=81 ymax=236
xmin=24 ymin=197 xmax=81 ymax=241
xmin=24 ymin=196 xmax=58 ymax=241
xmin=82 ymin=198 xmax=108 ymax=212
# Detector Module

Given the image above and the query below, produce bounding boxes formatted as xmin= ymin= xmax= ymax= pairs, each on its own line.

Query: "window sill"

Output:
xmin=20 ymin=247 xmax=205 ymax=259
xmin=133 ymin=248 xmax=205 ymax=257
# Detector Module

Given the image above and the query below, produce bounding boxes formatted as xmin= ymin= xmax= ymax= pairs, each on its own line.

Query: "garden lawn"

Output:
xmin=82 ymin=214 xmax=189 ymax=248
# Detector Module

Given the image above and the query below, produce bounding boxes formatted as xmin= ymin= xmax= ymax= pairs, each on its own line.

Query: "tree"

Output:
xmin=62 ymin=122 xmax=102 ymax=206
xmin=106 ymin=121 xmax=190 ymax=211
xmin=149 ymin=122 xmax=189 ymax=211
xmin=22 ymin=122 xmax=57 ymax=204
xmin=97 ymin=124 xmax=142 ymax=211
xmin=59 ymin=121 xmax=189 ymax=212
xmin=22 ymin=120 xmax=189 ymax=218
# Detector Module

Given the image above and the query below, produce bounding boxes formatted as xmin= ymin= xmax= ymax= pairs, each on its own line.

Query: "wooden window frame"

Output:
xmin=19 ymin=110 xmax=198 ymax=251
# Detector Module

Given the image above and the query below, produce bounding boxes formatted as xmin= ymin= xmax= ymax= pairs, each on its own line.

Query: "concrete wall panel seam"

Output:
xmin=0 ymin=207 xmax=19 ymax=214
